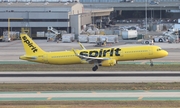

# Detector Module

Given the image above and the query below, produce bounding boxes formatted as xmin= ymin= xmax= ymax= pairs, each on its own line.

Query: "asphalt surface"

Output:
xmin=0 ymin=90 xmax=180 ymax=101
xmin=0 ymin=71 xmax=180 ymax=83
xmin=0 ymin=77 xmax=180 ymax=83
xmin=0 ymin=71 xmax=180 ymax=77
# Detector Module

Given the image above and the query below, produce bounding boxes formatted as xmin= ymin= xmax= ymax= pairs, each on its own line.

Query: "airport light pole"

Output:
xmin=160 ymin=6 xmax=161 ymax=31
xmin=160 ymin=7 xmax=161 ymax=23
xmin=145 ymin=0 xmax=147 ymax=35
xmin=90 ymin=5 xmax=93 ymax=25
xmin=151 ymin=8 xmax=153 ymax=24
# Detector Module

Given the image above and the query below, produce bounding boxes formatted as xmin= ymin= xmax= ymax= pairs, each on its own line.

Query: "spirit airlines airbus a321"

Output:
xmin=19 ymin=33 xmax=168 ymax=71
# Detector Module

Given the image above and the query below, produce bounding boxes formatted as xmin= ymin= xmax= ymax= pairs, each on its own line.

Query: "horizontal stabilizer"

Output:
xmin=19 ymin=55 xmax=37 ymax=60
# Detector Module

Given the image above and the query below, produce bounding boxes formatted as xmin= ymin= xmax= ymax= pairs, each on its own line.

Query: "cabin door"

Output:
xmin=149 ymin=47 xmax=153 ymax=55
xmin=120 ymin=50 xmax=123 ymax=57
xmin=43 ymin=54 xmax=48 ymax=63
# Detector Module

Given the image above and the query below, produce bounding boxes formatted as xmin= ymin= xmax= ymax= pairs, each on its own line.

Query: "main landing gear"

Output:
xmin=92 ymin=65 xmax=98 ymax=71
xmin=150 ymin=59 xmax=153 ymax=66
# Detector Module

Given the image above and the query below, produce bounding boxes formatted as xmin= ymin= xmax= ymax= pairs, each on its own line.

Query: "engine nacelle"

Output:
xmin=99 ymin=59 xmax=116 ymax=67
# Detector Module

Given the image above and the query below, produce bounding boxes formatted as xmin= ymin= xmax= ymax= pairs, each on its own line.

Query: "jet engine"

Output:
xmin=99 ymin=59 xmax=116 ymax=67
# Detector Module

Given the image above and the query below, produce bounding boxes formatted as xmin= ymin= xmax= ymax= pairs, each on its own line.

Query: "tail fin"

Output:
xmin=20 ymin=33 xmax=45 ymax=55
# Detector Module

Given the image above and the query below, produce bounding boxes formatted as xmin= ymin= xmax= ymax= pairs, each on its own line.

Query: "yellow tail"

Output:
xmin=20 ymin=33 xmax=45 ymax=55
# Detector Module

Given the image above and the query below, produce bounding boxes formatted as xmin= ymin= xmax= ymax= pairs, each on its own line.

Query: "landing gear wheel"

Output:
xmin=92 ymin=65 xmax=98 ymax=71
xmin=95 ymin=65 xmax=98 ymax=70
xmin=150 ymin=60 xmax=153 ymax=67
xmin=150 ymin=63 xmax=153 ymax=66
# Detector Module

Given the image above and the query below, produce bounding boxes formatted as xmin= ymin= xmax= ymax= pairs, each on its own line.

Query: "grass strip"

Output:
xmin=0 ymin=101 xmax=180 ymax=108
xmin=1 ymin=64 xmax=180 ymax=71
xmin=0 ymin=83 xmax=180 ymax=91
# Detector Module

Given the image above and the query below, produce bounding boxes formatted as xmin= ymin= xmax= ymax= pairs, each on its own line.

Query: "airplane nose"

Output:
xmin=163 ymin=50 xmax=168 ymax=57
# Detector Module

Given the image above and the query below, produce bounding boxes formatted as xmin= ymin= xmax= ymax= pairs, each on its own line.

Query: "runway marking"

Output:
xmin=138 ymin=96 xmax=143 ymax=100
xmin=47 ymin=97 xmax=52 ymax=100
xmin=37 ymin=92 xmax=41 ymax=94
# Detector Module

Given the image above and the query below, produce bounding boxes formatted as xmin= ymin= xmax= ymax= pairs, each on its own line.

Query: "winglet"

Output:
xmin=78 ymin=42 xmax=86 ymax=50
xmin=72 ymin=48 xmax=79 ymax=56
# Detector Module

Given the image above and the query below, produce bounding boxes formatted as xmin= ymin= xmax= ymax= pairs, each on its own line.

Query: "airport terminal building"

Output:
xmin=0 ymin=2 xmax=91 ymax=37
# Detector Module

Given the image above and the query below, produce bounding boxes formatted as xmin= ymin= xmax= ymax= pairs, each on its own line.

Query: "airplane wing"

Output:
xmin=72 ymin=49 xmax=110 ymax=63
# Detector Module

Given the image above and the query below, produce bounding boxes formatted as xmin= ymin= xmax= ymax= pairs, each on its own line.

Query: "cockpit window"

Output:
xmin=157 ymin=48 xmax=162 ymax=51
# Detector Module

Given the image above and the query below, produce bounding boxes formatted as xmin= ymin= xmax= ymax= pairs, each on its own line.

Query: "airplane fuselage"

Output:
xmin=20 ymin=45 xmax=167 ymax=65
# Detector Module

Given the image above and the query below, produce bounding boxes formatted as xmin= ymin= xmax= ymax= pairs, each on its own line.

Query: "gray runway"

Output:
xmin=0 ymin=71 xmax=180 ymax=76
xmin=1 ymin=92 xmax=180 ymax=98
xmin=0 ymin=91 xmax=180 ymax=101
xmin=1 ymin=77 xmax=179 ymax=83
xmin=0 ymin=71 xmax=180 ymax=83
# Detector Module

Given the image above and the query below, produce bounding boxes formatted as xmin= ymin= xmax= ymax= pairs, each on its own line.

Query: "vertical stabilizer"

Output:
xmin=20 ymin=33 xmax=45 ymax=55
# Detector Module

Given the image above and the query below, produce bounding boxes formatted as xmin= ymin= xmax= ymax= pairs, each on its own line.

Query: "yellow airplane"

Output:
xmin=19 ymin=33 xmax=168 ymax=71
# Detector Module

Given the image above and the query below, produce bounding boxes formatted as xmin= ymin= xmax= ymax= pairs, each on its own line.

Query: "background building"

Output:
xmin=0 ymin=2 xmax=91 ymax=38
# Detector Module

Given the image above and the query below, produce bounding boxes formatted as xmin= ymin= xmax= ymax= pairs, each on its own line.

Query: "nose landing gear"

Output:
xmin=92 ymin=65 xmax=98 ymax=71
xmin=150 ymin=60 xmax=153 ymax=66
